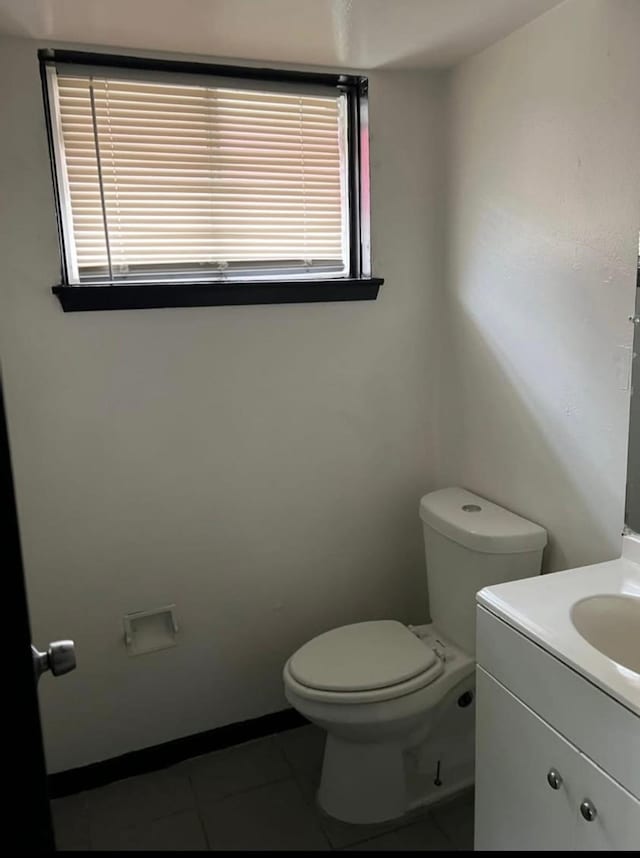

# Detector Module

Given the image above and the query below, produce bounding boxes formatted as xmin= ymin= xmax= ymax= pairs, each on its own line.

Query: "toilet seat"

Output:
xmin=284 ymin=620 xmax=448 ymax=704
xmin=289 ymin=620 xmax=439 ymax=692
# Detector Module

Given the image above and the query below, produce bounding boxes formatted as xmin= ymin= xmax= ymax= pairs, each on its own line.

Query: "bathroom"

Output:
xmin=2 ymin=0 xmax=639 ymax=851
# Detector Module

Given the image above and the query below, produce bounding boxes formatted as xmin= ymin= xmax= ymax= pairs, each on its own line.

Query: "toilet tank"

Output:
xmin=419 ymin=488 xmax=547 ymax=654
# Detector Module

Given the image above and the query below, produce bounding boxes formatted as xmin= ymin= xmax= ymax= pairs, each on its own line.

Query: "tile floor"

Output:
xmin=51 ymin=725 xmax=474 ymax=851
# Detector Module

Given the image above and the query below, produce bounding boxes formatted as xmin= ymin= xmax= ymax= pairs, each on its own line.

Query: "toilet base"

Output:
xmin=317 ymin=736 xmax=475 ymax=825
xmin=318 ymin=735 xmax=406 ymax=824
xmin=315 ymin=675 xmax=476 ymax=825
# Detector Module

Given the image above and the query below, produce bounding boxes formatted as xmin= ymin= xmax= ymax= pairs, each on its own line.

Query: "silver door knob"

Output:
xmin=547 ymin=768 xmax=563 ymax=790
xmin=580 ymin=799 xmax=597 ymax=821
xmin=31 ymin=640 xmax=76 ymax=682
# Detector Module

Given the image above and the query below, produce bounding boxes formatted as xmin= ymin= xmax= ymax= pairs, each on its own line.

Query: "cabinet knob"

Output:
xmin=580 ymin=799 xmax=597 ymax=821
xmin=546 ymin=768 xmax=563 ymax=790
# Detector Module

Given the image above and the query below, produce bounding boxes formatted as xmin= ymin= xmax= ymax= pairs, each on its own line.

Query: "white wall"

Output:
xmin=441 ymin=0 xmax=640 ymax=572
xmin=0 ymin=37 xmax=447 ymax=771
xmin=5 ymin=0 xmax=639 ymax=775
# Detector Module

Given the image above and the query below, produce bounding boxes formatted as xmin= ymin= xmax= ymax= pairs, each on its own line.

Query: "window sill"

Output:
xmin=52 ymin=278 xmax=383 ymax=312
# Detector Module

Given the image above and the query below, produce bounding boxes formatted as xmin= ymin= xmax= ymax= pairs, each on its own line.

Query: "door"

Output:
xmin=2 ymin=376 xmax=54 ymax=852
xmin=475 ymin=666 xmax=579 ymax=851
xmin=573 ymin=748 xmax=640 ymax=850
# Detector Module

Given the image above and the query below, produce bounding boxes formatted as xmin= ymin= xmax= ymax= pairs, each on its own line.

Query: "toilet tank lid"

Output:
xmin=419 ymin=488 xmax=547 ymax=554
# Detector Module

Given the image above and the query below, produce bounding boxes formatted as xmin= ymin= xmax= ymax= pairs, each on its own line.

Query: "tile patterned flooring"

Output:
xmin=51 ymin=725 xmax=474 ymax=851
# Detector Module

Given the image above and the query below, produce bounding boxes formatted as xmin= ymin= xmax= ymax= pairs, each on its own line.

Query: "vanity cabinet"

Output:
xmin=475 ymin=607 xmax=640 ymax=851
xmin=475 ymin=668 xmax=640 ymax=850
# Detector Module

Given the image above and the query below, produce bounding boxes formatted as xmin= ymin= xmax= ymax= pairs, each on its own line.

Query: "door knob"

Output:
xmin=546 ymin=768 xmax=563 ymax=790
xmin=580 ymin=799 xmax=597 ymax=821
xmin=31 ymin=640 xmax=76 ymax=682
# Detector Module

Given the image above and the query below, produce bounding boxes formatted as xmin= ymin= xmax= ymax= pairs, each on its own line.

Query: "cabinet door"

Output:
xmin=475 ymin=667 xmax=580 ymax=851
xmin=573 ymin=750 xmax=640 ymax=851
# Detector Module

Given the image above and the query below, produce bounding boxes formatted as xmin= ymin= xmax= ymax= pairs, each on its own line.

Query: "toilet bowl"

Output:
xmin=283 ymin=488 xmax=547 ymax=824
xmin=284 ymin=621 xmax=474 ymax=823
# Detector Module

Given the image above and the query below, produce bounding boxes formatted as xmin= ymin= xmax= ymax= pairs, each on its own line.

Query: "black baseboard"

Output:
xmin=48 ymin=708 xmax=307 ymax=798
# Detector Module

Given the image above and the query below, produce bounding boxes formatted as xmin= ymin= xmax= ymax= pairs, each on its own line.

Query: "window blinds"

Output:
xmin=50 ymin=67 xmax=349 ymax=284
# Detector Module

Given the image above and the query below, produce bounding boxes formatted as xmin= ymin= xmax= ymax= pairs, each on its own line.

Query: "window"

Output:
xmin=40 ymin=51 xmax=382 ymax=311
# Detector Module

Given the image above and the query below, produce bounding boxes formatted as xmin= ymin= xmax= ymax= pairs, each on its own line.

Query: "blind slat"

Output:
xmin=53 ymin=70 xmax=349 ymax=282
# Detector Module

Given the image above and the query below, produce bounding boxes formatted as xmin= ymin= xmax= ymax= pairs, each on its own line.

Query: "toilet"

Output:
xmin=283 ymin=487 xmax=547 ymax=824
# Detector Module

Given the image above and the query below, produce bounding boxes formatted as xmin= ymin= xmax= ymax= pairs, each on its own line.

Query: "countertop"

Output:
xmin=477 ymin=535 xmax=640 ymax=717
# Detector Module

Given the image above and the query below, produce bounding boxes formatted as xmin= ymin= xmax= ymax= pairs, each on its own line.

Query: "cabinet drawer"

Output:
xmin=476 ymin=605 xmax=640 ymax=799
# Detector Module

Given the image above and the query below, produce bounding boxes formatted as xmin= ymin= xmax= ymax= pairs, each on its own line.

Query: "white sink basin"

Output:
xmin=571 ymin=594 xmax=640 ymax=674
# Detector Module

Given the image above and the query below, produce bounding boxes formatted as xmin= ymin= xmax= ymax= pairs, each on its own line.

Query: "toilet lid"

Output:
xmin=288 ymin=620 xmax=439 ymax=692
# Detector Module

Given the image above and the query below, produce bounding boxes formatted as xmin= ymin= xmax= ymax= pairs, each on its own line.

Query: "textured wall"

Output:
xmin=3 ymin=0 xmax=639 ymax=776
xmin=442 ymin=0 xmax=640 ymax=571
xmin=0 ymin=37 xmax=446 ymax=771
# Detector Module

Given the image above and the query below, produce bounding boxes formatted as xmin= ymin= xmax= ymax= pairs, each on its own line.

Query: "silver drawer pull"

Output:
xmin=547 ymin=769 xmax=563 ymax=790
xmin=580 ymin=799 xmax=597 ymax=821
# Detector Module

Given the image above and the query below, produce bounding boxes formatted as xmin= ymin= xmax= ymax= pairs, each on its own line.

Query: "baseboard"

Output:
xmin=48 ymin=707 xmax=307 ymax=798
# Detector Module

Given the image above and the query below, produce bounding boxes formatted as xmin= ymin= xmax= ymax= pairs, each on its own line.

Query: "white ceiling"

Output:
xmin=0 ymin=0 xmax=562 ymax=70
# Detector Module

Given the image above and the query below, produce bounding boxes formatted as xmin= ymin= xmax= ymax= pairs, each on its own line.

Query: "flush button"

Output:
xmin=462 ymin=504 xmax=482 ymax=512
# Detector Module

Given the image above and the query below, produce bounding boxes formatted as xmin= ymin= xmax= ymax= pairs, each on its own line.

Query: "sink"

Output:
xmin=477 ymin=542 xmax=640 ymax=716
xmin=571 ymin=594 xmax=640 ymax=674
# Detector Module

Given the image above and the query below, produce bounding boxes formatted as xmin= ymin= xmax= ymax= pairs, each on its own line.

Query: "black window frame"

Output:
xmin=39 ymin=49 xmax=383 ymax=312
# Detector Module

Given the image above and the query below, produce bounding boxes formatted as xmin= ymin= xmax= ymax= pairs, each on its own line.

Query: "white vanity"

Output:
xmin=474 ymin=535 xmax=640 ymax=851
